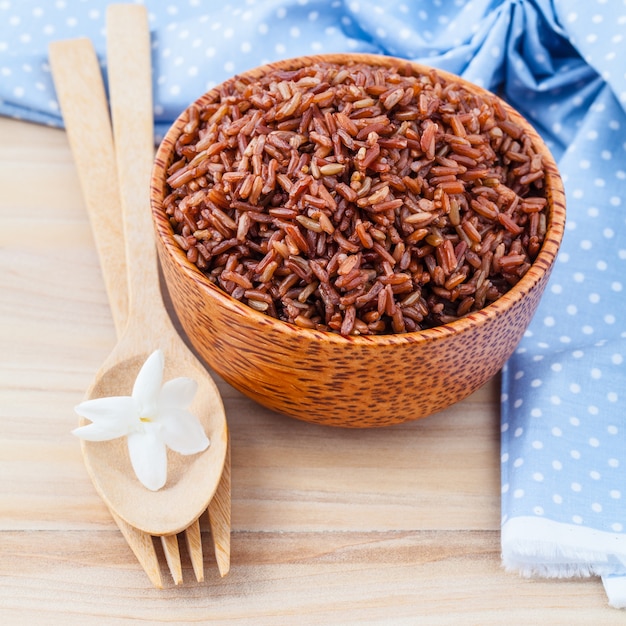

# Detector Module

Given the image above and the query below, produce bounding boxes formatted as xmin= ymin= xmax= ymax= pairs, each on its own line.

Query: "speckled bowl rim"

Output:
xmin=151 ymin=53 xmax=566 ymax=348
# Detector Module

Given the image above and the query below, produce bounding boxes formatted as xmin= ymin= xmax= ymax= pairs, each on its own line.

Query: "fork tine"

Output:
xmin=160 ymin=534 xmax=183 ymax=585
xmin=184 ymin=520 xmax=204 ymax=582
xmin=110 ymin=510 xmax=163 ymax=588
xmin=208 ymin=435 xmax=231 ymax=577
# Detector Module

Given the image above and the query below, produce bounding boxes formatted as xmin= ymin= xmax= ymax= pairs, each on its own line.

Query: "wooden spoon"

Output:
xmin=74 ymin=4 xmax=227 ymax=537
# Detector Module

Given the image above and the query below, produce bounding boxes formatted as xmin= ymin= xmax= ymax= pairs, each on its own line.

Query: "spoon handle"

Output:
xmin=49 ymin=38 xmax=128 ymax=335
xmin=106 ymin=4 xmax=162 ymax=331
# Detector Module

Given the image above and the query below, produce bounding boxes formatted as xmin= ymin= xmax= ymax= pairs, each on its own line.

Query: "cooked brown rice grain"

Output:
xmin=163 ymin=60 xmax=549 ymax=336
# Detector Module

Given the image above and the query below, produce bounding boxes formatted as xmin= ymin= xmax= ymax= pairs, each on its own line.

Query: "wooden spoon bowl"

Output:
xmin=83 ymin=345 xmax=226 ymax=536
xmin=151 ymin=53 xmax=566 ymax=428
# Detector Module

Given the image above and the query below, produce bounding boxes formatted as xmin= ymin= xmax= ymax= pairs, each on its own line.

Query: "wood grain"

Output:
xmin=151 ymin=53 xmax=566 ymax=428
xmin=48 ymin=36 xmax=128 ymax=336
xmin=208 ymin=434 xmax=231 ymax=577
xmin=0 ymin=116 xmax=617 ymax=622
xmin=49 ymin=21 xmax=229 ymax=585
xmin=0 ymin=531 xmax=615 ymax=625
xmin=68 ymin=3 xmax=228 ymax=538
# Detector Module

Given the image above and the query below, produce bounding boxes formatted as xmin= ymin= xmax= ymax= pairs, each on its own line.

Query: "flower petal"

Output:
xmin=72 ymin=422 xmax=126 ymax=441
xmin=159 ymin=376 xmax=198 ymax=408
xmin=74 ymin=396 xmax=136 ymax=439
xmin=159 ymin=408 xmax=210 ymax=455
xmin=127 ymin=426 xmax=167 ymax=491
xmin=132 ymin=350 xmax=164 ymax=418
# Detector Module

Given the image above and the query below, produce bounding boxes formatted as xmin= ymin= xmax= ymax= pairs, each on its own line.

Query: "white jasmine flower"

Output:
xmin=73 ymin=349 xmax=210 ymax=491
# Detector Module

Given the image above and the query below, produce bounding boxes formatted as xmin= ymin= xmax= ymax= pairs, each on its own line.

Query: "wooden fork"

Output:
xmin=49 ymin=6 xmax=230 ymax=588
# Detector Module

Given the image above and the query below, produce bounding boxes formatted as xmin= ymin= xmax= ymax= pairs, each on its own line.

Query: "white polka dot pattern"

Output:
xmin=502 ymin=75 xmax=626 ymax=520
xmin=0 ymin=0 xmax=621 ymax=151
xmin=0 ymin=0 xmax=378 ymax=134
xmin=499 ymin=0 xmax=626 ymax=599
xmin=500 ymin=75 xmax=626 ymax=594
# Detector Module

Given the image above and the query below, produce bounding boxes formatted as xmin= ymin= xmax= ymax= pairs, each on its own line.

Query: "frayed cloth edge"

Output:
xmin=501 ymin=516 xmax=626 ymax=578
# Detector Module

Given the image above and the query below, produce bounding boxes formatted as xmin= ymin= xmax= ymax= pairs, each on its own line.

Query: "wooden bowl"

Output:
xmin=150 ymin=53 xmax=565 ymax=428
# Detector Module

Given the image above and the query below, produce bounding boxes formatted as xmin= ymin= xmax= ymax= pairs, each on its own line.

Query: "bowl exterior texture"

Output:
xmin=151 ymin=53 xmax=565 ymax=428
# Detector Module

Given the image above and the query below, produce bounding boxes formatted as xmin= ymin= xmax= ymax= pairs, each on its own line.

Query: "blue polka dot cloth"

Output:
xmin=2 ymin=0 xmax=625 ymax=607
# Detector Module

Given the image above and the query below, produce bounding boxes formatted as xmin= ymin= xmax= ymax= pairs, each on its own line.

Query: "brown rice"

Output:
xmin=162 ymin=61 xmax=548 ymax=336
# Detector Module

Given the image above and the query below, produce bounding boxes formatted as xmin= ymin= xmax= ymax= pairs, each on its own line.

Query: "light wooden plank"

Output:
xmin=0 ymin=114 xmax=616 ymax=622
xmin=0 ymin=530 xmax=612 ymax=624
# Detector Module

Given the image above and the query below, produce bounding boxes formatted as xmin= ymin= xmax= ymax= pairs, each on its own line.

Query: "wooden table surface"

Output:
xmin=0 ymin=117 xmax=620 ymax=624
